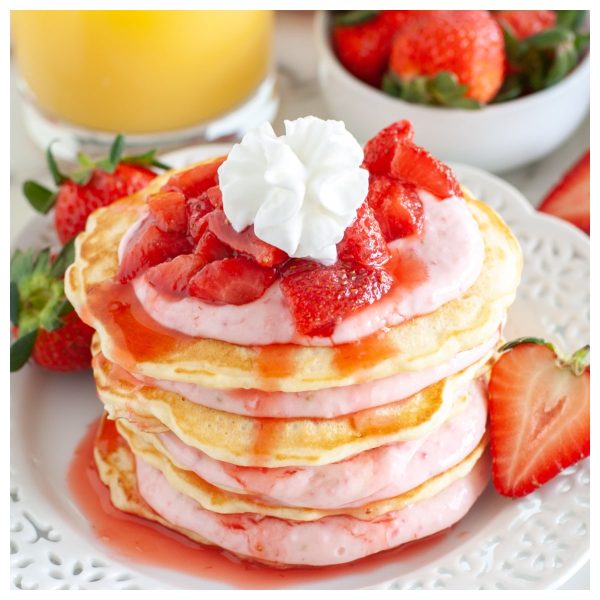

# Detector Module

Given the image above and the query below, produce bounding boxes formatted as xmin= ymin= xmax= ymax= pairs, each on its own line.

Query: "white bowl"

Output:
xmin=315 ymin=11 xmax=590 ymax=173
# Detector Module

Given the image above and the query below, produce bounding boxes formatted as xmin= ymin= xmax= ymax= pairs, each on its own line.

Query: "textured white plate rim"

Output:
xmin=10 ymin=148 xmax=589 ymax=590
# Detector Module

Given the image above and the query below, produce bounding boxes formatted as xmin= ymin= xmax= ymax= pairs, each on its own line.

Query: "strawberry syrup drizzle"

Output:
xmin=68 ymin=417 xmax=451 ymax=589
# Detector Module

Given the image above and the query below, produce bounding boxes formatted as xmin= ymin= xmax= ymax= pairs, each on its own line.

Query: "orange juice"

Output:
xmin=11 ymin=10 xmax=273 ymax=134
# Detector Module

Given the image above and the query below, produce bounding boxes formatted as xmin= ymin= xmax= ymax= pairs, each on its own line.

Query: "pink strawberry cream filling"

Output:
xmin=119 ymin=192 xmax=484 ymax=346
xmin=140 ymin=335 xmax=497 ymax=418
xmin=135 ymin=449 xmax=490 ymax=566
xmin=157 ymin=378 xmax=487 ymax=509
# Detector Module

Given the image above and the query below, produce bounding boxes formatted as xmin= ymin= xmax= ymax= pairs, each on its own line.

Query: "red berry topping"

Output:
xmin=148 ymin=190 xmax=187 ymax=233
xmin=145 ymin=254 xmax=207 ymax=296
xmin=117 ymin=221 xmax=192 ymax=283
xmin=337 ymin=203 xmax=391 ymax=266
xmin=366 ymin=175 xmax=424 ymax=241
xmin=193 ymin=230 xmax=231 ymax=263
xmin=391 ymin=141 xmax=461 ymax=199
xmin=188 ymin=257 xmax=276 ymax=305
xmin=489 ymin=338 xmax=590 ymax=497
xmin=280 ymin=262 xmax=393 ymax=337
xmin=362 ymin=120 xmax=414 ymax=175
xmin=207 ymin=209 xmax=288 ymax=267
xmin=162 ymin=157 xmax=225 ymax=198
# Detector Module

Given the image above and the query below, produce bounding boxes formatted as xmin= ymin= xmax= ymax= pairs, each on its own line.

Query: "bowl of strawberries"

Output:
xmin=316 ymin=10 xmax=590 ymax=172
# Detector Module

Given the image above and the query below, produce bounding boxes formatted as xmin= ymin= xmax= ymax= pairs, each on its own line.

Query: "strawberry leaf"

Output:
xmin=57 ymin=299 xmax=74 ymax=317
xmin=10 ymin=249 xmax=34 ymax=284
xmin=46 ymin=143 xmax=67 ymax=186
xmin=10 ymin=281 xmax=20 ymax=326
xmin=33 ymin=248 xmax=51 ymax=273
xmin=50 ymin=237 xmax=76 ymax=278
xmin=96 ymin=133 xmax=126 ymax=174
xmin=556 ymin=10 xmax=587 ymax=32
xmin=334 ymin=10 xmax=379 ymax=26
xmin=23 ymin=181 xmax=57 ymax=214
xmin=122 ymin=149 xmax=171 ymax=170
xmin=10 ymin=329 xmax=38 ymax=372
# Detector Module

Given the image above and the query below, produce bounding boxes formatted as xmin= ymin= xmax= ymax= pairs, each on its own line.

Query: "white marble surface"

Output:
xmin=9 ymin=11 xmax=589 ymax=590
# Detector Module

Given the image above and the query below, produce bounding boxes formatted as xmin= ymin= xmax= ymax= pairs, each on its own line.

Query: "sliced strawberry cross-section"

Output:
xmin=207 ymin=209 xmax=288 ymax=267
xmin=337 ymin=202 xmax=391 ymax=267
xmin=489 ymin=338 xmax=590 ymax=498
xmin=366 ymin=175 xmax=424 ymax=241
xmin=148 ymin=190 xmax=187 ymax=233
xmin=162 ymin=156 xmax=225 ymax=198
xmin=362 ymin=120 xmax=414 ymax=175
xmin=117 ymin=220 xmax=192 ymax=283
xmin=280 ymin=262 xmax=393 ymax=337
xmin=391 ymin=141 xmax=461 ymax=199
xmin=145 ymin=254 xmax=207 ymax=296
xmin=188 ymin=256 xmax=277 ymax=305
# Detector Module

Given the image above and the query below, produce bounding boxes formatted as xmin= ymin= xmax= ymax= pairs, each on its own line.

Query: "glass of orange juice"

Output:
xmin=11 ymin=10 xmax=277 ymax=155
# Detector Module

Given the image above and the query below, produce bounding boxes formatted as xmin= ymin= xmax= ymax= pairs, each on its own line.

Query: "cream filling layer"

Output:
xmin=156 ymin=378 xmax=487 ymax=509
xmin=135 ymin=450 xmax=490 ymax=566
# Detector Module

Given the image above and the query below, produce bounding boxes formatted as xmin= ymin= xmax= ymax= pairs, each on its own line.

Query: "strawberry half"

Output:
xmin=280 ymin=262 xmax=393 ymax=337
xmin=538 ymin=150 xmax=590 ymax=234
xmin=23 ymin=134 xmax=168 ymax=244
xmin=10 ymin=241 xmax=94 ymax=372
xmin=391 ymin=141 xmax=461 ymax=199
xmin=489 ymin=337 xmax=590 ymax=498
xmin=188 ymin=257 xmax=276 ymax=305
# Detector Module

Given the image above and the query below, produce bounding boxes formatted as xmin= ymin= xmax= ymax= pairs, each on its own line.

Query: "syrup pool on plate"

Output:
xmin=68 ymin=418 xmax=454 ymax=589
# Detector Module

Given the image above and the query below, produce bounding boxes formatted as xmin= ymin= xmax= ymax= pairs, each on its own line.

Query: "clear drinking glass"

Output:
xmin=11 ymin=10 xmax=278 ymax=157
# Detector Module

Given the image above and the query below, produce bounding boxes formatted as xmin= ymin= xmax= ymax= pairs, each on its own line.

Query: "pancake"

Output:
xmin=120 ymin=376 xmax=488 ymax=509
xmin=95 ymin=415 xmax=490 ymax=567
xmin=65 ymin=161 xmax=522 ymax=392
xmin=93 ymin=344 xmax=491 ymax=467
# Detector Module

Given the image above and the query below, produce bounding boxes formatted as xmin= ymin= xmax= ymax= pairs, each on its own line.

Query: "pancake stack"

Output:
xmin=66 ymin=158 xmax=522 ymax=567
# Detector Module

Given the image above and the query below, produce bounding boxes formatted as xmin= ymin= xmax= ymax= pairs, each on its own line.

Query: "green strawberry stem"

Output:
xmin=333 ymin=10 xmax=379 ymax=27
xmin=499 ymin=337 xmax=590 ymax=376
xmin=382 ymin=70 xmax=481 ymax=109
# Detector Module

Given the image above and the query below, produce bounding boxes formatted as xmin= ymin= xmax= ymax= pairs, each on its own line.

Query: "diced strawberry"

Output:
xmin=391 ymin=141 xmax=461 ymax=199
xmin=148 ymin=191 xmax=187 ymax=233
xmin=204 ymin=185 xmax=223 ymax=209
xmin=188 ymin=257 xmax=276 ymax=305
xmin=117 ymin=221 xmax=192 ymax=283
xmin=538 ymin=151 xmax=589 ymax=234
xmin=161 ymin=157 xmax=225 ymax=198
xmin=145 ymin=254 xmax=207 ymax=296
xmin=187 ymin=196 xmax=215 ymax=242
xmin=366 ymin=175 xmax=424 ymax=241
xmin=362 ymin=120 xmax=414 ymax=175
xmin=194 ymin=230 xmax=231 ymax=263
xmin=280 ymin=262 xmax=393 ymax=337
xmin=207 ymin=209 xmax=288 ymax=267
xmin=489 ymin=338 xmax=590 ymax=497
xmin=337 ymin=202 xmax=391 ymax=266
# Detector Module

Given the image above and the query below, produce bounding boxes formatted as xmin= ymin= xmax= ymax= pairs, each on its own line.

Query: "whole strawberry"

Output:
xmin=489 ymin=337 xmax=590 ymax=497
xmin=386 ymin=10 xmax=505 ymax=107
xmin=494 ymin=11 xmax=588 ymax=101
xmin=332 ymin=11 xmax=419 ymax=87
xmin=23 ymin=135 xmax=169 ymax=244
xmin=10 ymin=241 xmax=94 ymax=372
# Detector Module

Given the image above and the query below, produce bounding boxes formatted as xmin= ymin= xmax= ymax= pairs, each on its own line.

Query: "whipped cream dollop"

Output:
xmin=218 ymin=116 xmax=369 ymax=264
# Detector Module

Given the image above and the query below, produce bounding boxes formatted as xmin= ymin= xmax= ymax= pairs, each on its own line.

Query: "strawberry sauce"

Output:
xmin=68 ymin=418 xmax=452 ymax=589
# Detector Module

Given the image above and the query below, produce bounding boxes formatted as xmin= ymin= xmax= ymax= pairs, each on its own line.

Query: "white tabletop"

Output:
xmin=9 ymin=11 xmax=589 ymax=590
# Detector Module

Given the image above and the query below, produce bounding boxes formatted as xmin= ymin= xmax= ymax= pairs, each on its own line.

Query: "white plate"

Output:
xmin=10 ymin=148 xmax=590 ymax=590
